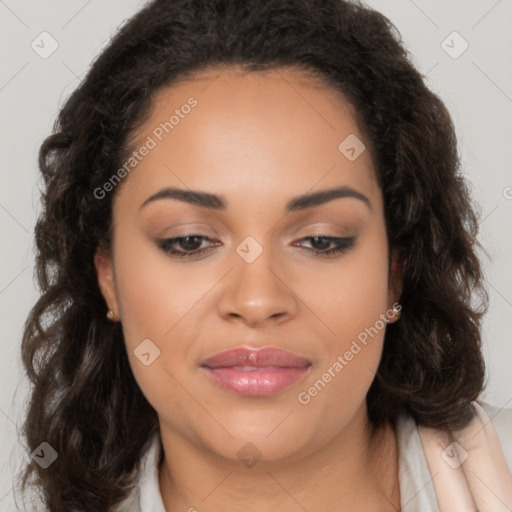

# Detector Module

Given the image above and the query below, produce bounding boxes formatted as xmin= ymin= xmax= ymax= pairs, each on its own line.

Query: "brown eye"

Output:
xmin=294 ymin=236 xmax=356 ymax=257
xmin=158 ymin=235 xmax=215 ymax=258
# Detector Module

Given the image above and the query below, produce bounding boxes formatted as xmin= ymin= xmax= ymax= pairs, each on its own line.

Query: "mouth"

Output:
xmin=200 ymin=347 xmax=312 ymax=397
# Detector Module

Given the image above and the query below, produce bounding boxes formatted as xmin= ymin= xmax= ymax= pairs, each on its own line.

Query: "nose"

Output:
xmin=217 ymin=244 xmax=298 ymax=328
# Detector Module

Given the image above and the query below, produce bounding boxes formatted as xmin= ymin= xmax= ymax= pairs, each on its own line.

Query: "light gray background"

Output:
xmin=0 ymin=1 xmax=511 ymax=510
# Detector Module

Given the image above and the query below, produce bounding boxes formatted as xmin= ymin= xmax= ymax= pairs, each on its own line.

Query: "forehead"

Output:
xmin=116 ymin=66 xmax=379 ymax=212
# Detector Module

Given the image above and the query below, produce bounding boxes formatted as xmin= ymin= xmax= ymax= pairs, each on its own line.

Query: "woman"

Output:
xmin=18 ymin=0 xmax=512 ymax=511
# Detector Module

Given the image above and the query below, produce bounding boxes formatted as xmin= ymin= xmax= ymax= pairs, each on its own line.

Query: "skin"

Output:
xmin=95 ymin=65 xmax=403 ymax=512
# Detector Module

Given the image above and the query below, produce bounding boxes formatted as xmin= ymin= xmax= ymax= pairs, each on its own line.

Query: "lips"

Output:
xmin=200 ymin=347 xmax=312 ymax=397
xmin=201 ymin=347 xmax=312 ymax=369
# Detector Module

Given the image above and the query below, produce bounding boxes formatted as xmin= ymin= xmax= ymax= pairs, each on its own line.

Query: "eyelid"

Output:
xmin=154 ymin=223 xmax=220 ymax=239
xmin=288 ymin=222 xmax=355 ymax=240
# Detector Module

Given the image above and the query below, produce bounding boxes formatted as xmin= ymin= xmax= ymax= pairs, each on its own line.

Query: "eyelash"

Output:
xmin=157 ymin=234 xmax=356 ymax=259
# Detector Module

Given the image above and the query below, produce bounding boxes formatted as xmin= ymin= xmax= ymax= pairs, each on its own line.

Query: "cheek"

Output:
xmin=112 ymin=227 xmax=206 ymax=343
xmin=311 ymin=223 xmax=390 ymax=345
xmin=297 ymin=225 xmax=389 ymax=406
xmin=112 ymin=250 xmax=199 ymax=424
xmin=110 ymin=220 xmax=234 ymax=405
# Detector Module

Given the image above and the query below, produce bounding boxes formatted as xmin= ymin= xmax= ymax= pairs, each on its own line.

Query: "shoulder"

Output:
xmin=478 ymin=400 xmax=512 ymax=472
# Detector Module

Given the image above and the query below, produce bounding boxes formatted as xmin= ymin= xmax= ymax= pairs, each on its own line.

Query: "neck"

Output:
xmin=158 ymin=403 xmax=401 ymax=512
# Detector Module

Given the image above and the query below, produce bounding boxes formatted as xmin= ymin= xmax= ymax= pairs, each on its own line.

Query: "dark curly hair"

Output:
xmin=17 ymin=0 xmax=488 ymax=510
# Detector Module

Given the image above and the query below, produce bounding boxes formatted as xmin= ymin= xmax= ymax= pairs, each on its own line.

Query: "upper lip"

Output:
xmin=201 ymin=347 xmax=312 ymax=369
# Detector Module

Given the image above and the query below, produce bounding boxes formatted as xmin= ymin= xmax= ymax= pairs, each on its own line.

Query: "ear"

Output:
xmin=94 ymin=247 xmax=119 ymax=318
xmin=387 ymin=247 xmax=405 ymax=309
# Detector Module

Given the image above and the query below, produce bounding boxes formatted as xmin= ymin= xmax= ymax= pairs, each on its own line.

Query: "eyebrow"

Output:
xmin=139 ymin=185 xmax=372 ymax=212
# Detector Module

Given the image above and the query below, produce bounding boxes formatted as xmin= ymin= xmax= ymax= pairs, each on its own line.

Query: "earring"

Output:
xmin=106 ymin=309 xmax=117 ymax=321
xmin=386 ymin=304 xmax=401 ymax=323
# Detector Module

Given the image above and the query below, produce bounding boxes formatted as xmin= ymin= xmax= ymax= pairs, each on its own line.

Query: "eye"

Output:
xmin=157 ymin=235 xmax=217 ymax=259
xmin=157 ymin=234 xmax=356 ymax=259
xmin=293 ymin=235 xmax=356 ymax=257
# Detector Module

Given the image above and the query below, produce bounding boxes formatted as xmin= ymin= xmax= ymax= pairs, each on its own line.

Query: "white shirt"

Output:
xmin=115 ymin=401 xmax=512 ymax=511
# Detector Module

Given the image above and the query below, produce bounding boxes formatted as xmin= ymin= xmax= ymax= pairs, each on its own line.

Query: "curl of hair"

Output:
xmin=19 ymin=0 xmax=488 ymax=510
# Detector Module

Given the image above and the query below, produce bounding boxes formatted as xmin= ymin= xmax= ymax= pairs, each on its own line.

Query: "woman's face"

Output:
xmin=95 ymin=66 xmax=402 ymax=462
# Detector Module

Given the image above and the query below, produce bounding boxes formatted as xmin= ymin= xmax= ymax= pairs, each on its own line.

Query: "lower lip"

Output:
xmin=202 ymin=366 xmax=311 ymax=396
